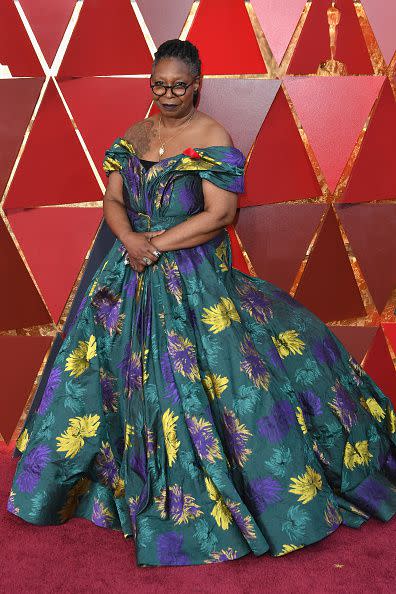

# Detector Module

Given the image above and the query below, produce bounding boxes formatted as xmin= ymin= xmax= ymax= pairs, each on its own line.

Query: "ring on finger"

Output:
xmin=142 ymin=257 xmax=151 ymax=265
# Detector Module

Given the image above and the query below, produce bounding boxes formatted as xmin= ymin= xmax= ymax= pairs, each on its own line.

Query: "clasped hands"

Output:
xmin=122 ymin=229 xmax=165 ymax=272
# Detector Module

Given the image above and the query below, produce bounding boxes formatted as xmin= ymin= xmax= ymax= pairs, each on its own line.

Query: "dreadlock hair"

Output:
xmin=152 ymin=39 xmax=201 ymax=107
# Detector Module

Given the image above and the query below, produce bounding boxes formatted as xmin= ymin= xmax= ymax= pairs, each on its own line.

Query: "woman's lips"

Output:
xmin=161 ymin=103 xmax=178 ymax=110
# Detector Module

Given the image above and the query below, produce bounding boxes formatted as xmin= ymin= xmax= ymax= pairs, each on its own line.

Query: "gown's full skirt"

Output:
xmin=7 ymin=141 xmax=396 ymax=567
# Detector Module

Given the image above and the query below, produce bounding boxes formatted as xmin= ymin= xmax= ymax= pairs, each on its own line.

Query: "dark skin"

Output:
xmin=103 ymin=56 xmax=238 ymax=272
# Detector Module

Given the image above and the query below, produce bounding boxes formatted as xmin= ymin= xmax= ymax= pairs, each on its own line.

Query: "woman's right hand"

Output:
xmin=122 ymin=230 xmax=165 ymax=272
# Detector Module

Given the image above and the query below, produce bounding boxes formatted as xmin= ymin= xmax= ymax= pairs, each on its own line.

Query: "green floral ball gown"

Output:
xmin=7 ymin=137 xmax=396 ymax=567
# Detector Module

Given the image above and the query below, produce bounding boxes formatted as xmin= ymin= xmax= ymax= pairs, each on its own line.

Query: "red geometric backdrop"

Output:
xmin=0 ymin=0 xmax=395 ymax=448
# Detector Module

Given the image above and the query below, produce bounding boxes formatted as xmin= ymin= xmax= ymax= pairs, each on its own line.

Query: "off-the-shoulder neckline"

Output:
xmin=114 ymin=136 xmax=244 ymax=166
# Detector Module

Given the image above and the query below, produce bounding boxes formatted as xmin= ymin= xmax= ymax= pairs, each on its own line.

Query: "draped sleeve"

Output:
xmin=102 ymin=136 xmax=135 ymax=177
xmin=179 ymin=145 xmax=246 ymax=193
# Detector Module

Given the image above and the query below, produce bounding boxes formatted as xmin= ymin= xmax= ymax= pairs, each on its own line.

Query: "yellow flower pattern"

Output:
xmin=387 ymin=403 xmax=396 ymax=433
xmin=201 ymin=297 xmax=241 ymax=333
xmin=271 ymin=330 xmax=305 ymax=358
xmin=202 ymin=373 xmax=229 ymax=400
xmin=55 ymin=414 xmax=101 ymax=458
xmin=296 ymin=406 xmax=308 ymax=434
xmin=124 ymin=423 xmax=134 ymax=449
xmin=204 ymin=476 xmax=233 ymax=530
xmin=162 ymin=408 xmax=180 ymax=467
xmin=343 ymin=440 xmax=373 ymax=470
xmin=360 ymin=396 xmax=385 ymax=421
xmin=65 ymin=335 xmax=97 ymax=377
xmin=8 ymin=137 xmax=396 ymax=568
xmin=289 ymin=465 xmax=323 ymax=504
xmin=276 ymin=544 xmax=304 ymax=556
xmin=215 ymin=240 xmax=229 ymax=271
xmin=15 ymin=428 xmax=29 ymax=453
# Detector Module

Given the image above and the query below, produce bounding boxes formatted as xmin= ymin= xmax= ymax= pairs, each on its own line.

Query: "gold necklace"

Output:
xmin=158 ymin=108 xmax=196 ymax=158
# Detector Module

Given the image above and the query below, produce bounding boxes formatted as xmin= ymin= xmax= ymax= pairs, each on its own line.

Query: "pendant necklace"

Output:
xmin=158 ymin=108 xmax=196 ymax=158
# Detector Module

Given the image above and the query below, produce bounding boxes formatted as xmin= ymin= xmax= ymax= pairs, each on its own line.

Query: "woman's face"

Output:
xmin=150 ymin=57 xmax=199 ymax=117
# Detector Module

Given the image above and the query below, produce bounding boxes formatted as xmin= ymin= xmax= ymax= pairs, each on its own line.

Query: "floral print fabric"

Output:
xmin=7 ymin=137 xmax=396 ymax=567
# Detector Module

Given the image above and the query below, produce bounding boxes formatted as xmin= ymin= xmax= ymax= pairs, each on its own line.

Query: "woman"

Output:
xmin=7 ymin=39 xmax=396 ymax=567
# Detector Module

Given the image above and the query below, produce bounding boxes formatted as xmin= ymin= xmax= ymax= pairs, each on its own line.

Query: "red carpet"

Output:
xmin=1 ymin=444 xmax=395 ymax=594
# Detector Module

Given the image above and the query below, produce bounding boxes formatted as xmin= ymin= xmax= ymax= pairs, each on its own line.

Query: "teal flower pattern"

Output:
xmin=7 ymin=137 xmax=396 ymax=567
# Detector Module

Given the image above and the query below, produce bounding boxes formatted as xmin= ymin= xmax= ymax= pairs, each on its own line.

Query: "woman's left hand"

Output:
xmin=128 ymin=229 xmax=165 ymax=271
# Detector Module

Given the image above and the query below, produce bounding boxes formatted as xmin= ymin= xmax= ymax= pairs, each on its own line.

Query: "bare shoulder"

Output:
xmin=195 ymin=110 xmax=234 ymax=148
xmin=206 ymin=125 xmax=234 ymax=148
xmin=123 ymin=116 xmax=156 ymax=145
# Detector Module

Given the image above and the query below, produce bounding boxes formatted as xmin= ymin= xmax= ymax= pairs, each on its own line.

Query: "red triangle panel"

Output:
xmin=8 ymin=207 xmax=103 ymax=323
xmin=4 ymin=78 xmax=100 ymax=209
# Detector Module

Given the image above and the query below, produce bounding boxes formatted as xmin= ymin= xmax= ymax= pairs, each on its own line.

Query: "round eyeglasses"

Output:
xmin=150 ymin=80 xmax=195 ymax=97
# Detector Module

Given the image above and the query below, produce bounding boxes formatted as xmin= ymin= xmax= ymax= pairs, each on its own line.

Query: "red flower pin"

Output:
xmin=182 ymin=147 xmax=201 ymax=159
